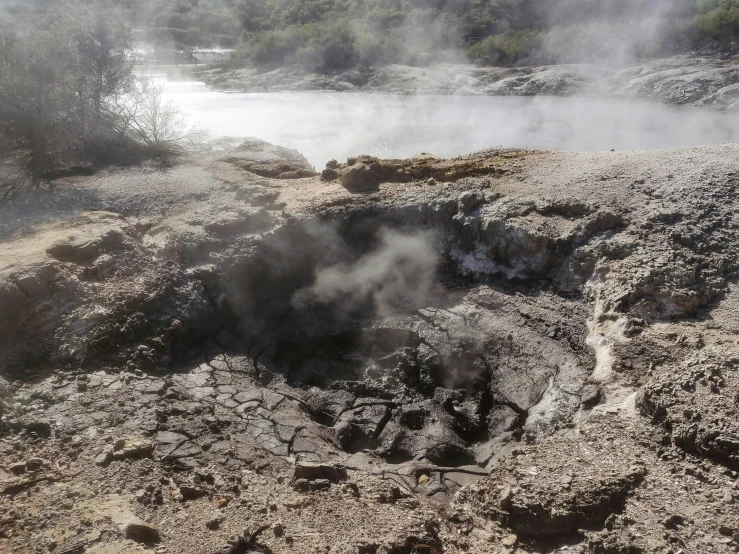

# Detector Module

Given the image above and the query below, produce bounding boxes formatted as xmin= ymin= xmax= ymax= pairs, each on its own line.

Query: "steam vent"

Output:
xmin=3 ymin=1 xmax=739 ymax=551
xmin=2 ymin=136 xmax=739 ymax=553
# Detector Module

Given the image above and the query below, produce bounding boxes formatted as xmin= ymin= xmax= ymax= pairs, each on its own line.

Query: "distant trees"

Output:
xmin=0 ymin=6 xmax=135 ymax=189
xmin=0 ymin=2 xmax=195 ymax=195
xmin=695 ymin=0 xmax=739 ymax=42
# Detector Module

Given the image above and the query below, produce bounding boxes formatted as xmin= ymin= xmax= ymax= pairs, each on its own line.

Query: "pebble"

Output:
xmin=206 ymin=516 xmax=222 ymax=530
xmin=95 ymin=450 xmax=112 ymax=466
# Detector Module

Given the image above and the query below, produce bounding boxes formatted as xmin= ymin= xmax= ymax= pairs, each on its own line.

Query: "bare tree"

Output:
xmin=111 ymin=79 xmax=201 ymax=167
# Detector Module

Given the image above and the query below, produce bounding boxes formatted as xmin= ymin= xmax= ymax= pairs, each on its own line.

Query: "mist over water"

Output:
xmin=148 ymin=67 xmax=739 ymax=169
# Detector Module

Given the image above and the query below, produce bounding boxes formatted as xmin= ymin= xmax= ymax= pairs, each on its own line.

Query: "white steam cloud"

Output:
xmin=293 ymin=228 xmax=438 ymax=318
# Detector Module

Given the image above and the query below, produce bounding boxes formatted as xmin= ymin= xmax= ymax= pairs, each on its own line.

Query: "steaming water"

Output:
xmin=148 ymin=66 xmax=739 ymax=169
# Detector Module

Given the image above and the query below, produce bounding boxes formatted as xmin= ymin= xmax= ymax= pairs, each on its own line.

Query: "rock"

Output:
xmin=206 ymin=516 xmax=222 ymax=530
xmin=485 ymin=469 xmax=644 ymax=538
xmin=273 ymin=522 xmax=284 ymax=537
xmin=459 ymin=191 xmax=485 ymax=213
xmin=309 ymin=479 xmax=331 ymax=491
xmin=418 ymin=474 xmax=430 ymax=485
xmin=25 ymin=457 xmax=43 ymax=471
xmin=294 ymin=462 xmax=347 ymax=483
xmin=204 ymin=208 xmax=271 ymax=237
xmin=95 ymin=449 xmax=113 ymax=466
xmin=179 ymin=485 xmax=209 ymax=501
xmin=111 ymin=436 xmax=154 ymax=460
xmin=427 ymin=177 xmax=436 ymax=186
xmin=124 ymin=518 xmax=160 ymax=543
xmin=501 ymin=534 xmax=517 ymax=547
xmin=339 ymin=163 xmax=381 ymax=192
xmin=321 ymin=168 xmax=339 ymax=182
xmin=326 ymin=159 xmax=339 ymax=169
xmin=723 ymin=489 xmax=734 ymax=503
xmin=663 ymin=514 xmax=685 ymax=529
xmin=8 ymin=462 xmax=26 ymax=474
xmin=293 ymin=479 xmax=310 ymax=492
xmin=581 ymin=386 xmax=601 ymax=408
xmin=46 ymin=227 xmax=124 ymax=263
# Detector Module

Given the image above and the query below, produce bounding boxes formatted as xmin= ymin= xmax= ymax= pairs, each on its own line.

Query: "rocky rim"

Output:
xmin=1 ymin=138 xmax=739 ymax=553
xmin=202 ymin=53 xmax=739 ymax=110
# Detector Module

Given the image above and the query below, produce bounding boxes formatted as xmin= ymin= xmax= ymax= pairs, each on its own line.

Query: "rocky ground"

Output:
xmin=1 ymin=138 xmax=739 ymax=553
xmin=202 ymin=53 xmax=739 ymax=109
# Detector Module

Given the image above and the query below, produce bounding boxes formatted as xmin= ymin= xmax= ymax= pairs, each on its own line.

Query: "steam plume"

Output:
xmin=293 ymin=228 xmax=438 ymax=318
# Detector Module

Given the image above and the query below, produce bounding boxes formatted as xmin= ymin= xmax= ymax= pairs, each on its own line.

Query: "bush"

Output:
xmin=111 ymin=80 xmax=200 ymax=167
xmin=695 ymin=2 xmax=739 ymax=41
xmin=0 ymin=3 xmax=196 ymax=196
xmin=0 ymin=5 xmax=136 ymax=189
xmin=467 ymin=30 xmax=543 ymax=65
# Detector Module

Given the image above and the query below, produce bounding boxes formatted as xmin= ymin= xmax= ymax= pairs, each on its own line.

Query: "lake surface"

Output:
xmin=147 ymin=66 xmax=739 ymax=169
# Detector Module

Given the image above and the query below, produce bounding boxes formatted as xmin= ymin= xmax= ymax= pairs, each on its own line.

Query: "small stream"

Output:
xmin=145 ymin=65 xmax=739 ymax=169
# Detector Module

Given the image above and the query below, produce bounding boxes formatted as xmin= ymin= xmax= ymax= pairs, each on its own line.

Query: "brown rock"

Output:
xmin=124 ymin=518 xmax=160 ymax=543
xmin=321 ymin=168 xmax=339 ymax=182
xmin=339 ymin=163 xmax=380 ymax=192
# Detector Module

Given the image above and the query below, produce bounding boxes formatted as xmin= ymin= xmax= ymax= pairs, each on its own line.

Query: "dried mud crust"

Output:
xmin=1 ymin=140 xmax=739 ymax=553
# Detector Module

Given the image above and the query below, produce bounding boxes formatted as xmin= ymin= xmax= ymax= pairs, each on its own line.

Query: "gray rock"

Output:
xmin=310 ymin=479 xmax=331 ymax=491
xmin=94 ymin=449 xmax=113 ymax=466
xmin=294 ymin=462 xmax=347 ymax=483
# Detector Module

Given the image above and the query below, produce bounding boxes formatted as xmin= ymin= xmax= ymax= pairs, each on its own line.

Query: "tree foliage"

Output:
xmin=0 ymin=2 xmax=194 ymax=194
xmin=87 ymin=0 xmax=739 ymax=68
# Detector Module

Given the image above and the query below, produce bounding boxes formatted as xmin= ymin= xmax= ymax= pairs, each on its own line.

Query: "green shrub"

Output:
xmin=467 ymin=30 xmax=543 ymax=64
xmin=695 ymin=2 xmax=739 ymax=40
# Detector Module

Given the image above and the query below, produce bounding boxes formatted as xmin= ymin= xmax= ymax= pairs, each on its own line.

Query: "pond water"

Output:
xmin=147 ymin=66 xmax=739 ymax=169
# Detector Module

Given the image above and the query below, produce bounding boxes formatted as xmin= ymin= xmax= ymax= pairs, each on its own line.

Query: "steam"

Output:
xmin=539 ymin=0 xmax=696 ymax=65
xmin=293 ymin=228 xmax=438 ymax=318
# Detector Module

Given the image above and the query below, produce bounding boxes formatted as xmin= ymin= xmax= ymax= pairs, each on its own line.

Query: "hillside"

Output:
xmin=4 ymin=0 xmax=739 ymax=69
xmin=117 ymin=0 xmax=739 ymax=68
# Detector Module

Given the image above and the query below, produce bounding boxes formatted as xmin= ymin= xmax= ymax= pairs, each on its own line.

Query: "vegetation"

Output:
xmin=4 ymin=1 xmax=738 ymax=70
xmin=0 ymin=2 xmax=194 ymax=195
xmin=75 ymin=0 xmax=738 ymax=69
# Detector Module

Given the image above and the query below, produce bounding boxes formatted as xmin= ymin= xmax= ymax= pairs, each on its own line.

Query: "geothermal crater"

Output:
xmin=1 ymin=139 xmax=739 ymax=553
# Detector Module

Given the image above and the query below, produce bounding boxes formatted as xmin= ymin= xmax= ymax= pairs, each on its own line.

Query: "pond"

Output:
xmin=147 ymin=66 xmax=739 ymax=169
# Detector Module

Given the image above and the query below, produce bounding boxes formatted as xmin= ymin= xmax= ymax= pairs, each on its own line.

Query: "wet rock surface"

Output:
xmin=1 ymin=140 xmax=739 ymax=552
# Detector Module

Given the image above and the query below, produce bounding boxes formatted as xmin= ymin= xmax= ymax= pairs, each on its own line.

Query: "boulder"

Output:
xmin=339 ymin=163 xmax=381 ymax=192
xmin=321 ymin=168 xmax=339 ymax=182
xmin=124 ymin=518 xmax=160 ymax=543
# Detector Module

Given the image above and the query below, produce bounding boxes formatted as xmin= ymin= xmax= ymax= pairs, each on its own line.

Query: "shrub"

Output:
xmin=467 ymin=30 xmax=543 ymax=64
xmin=111 ymin=80 xmax=201 ymax=167
xmin=0 ymin=3 xmax=197 ymax=196
xmin=0 ymin=5 xmax=136 ymax=189
xmin=695 ymin=2 xmax=739 ymax=41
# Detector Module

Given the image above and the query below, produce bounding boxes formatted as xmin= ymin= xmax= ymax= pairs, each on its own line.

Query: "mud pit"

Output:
xmin=1 ymin=140 xmax=739 ymax=553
